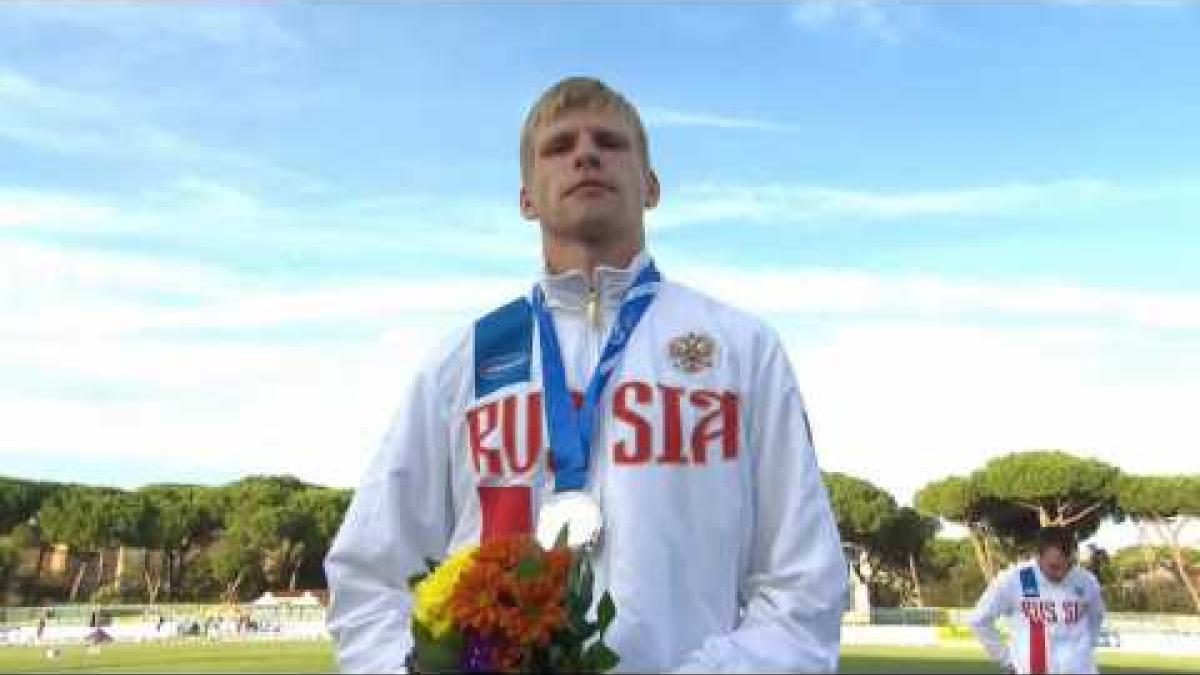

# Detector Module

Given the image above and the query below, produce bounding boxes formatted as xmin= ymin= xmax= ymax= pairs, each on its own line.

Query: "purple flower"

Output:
xmin=462 ymin=632 xmax=496 ymax=672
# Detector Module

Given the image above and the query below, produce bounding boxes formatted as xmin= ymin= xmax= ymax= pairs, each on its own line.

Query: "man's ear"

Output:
xmin=644 ymin=168 xmax=661 ymax=209
xmin=519 ymin=185 xmax=539 ymax=221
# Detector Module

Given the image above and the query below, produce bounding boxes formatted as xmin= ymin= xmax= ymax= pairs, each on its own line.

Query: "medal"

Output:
xmin=536 ymin=490 xmax=603 ymax=550
xmin=530 ymin=259 xmax=661 ymax=551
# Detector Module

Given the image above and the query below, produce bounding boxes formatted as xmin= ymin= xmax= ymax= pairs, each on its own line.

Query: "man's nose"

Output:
xmin=573 ymin=138 xmax=602 ymax=170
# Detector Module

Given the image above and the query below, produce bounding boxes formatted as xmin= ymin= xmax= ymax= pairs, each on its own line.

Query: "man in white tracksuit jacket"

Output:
xmin=324 ymin=76 xmax=847 ymax=673
xmin=969 ymin=528 xmax=1107 ymax=674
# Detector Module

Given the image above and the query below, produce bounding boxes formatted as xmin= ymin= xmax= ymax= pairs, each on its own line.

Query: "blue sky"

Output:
xmin=2 ymin=2 xmax=1199 ymax=547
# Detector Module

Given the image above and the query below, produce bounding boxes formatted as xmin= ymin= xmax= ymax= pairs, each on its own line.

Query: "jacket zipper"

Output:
xmin=585 ymin=286 xmax=601 ymax=333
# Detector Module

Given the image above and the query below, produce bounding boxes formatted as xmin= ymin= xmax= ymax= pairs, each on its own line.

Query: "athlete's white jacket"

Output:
xmin=969 ymin=559 xmax=1106 ymax=674
xmin=324 ymin=251 xmax=847 ymax=673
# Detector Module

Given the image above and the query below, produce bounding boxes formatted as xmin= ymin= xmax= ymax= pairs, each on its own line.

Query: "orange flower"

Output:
xmin=509 ymin=598 xmax=566 ymax=647
xmin=474 ymin=536 xmax=528 ymax=569
xmin=446 ymin=534 xmax=574 ymax=664
xmin=493 ymin=641 xmax=524 ymax=671
xmin=448 ymin=561 xmax=507 ymax=633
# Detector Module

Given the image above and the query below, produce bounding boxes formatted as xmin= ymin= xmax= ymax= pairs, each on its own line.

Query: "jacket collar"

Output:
xmin=537 ymin=249 xmax=653 ymax=310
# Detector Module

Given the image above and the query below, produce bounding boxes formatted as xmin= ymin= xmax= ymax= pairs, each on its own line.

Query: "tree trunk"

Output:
xmin=143 ymin=556 xmax=163 ymax=605
xmin=25 ymin=545 xmax=46 ymax=601
xmin=981 ymin=533 xmax=997 ymax=572
xmin=1167 ymin=544 xmax=1200 ymax=613
xmin=288 ymin=542 xmax=304 ymax=592
xmin=1135 ymin=521 xmax=1162 ymax=611
xmin=145 ymin=573 xmax=161 ymax=605
xmin=908 ymin=553 xmax=925 ymax=608
xmin=32 ymin=546 xmax=45 ymax=584
xmin=92 ymin=549 xmax=107 ymax=598
xmin=1152 ymin=519 xmax=1200 ymax=613
xmin=160 ymin=552 xmax=170 ymax=601
xmin=168 ymin=551 xmax=180 ymax=601
xmin=969 ymin=526 xmax=996 ymax=581
xmin=69 ymin=557 xmax=89 ymax=602
xmin=170 ymin=546 xmax=194 ymax=602
xmin=224 ymin=569 xmax=245 ymax=604
xmin=164 ymin=550 xmax=183 ymax=601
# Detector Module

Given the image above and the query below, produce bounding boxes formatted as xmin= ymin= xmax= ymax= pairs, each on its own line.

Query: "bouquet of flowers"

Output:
xmin=405 ymin=529 xmax=619 ymax=673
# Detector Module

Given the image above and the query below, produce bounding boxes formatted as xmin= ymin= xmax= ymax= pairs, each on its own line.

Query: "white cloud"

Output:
xmin=677 ymin=266 xmax=1200 ymax=329
xmin=10 ymin=238 xmax=1200 ymax=346
xmin=0 ymin=4 xmax=301 ymax=50
xmin=641 ymin=106 xmax=798 ymax=132
xmin=3 ymin=234 xmax=1198 ymax=494
xmin=1053 ymin=0 xmax=1189 ymax=7
xmin=1 ymin=172 xmax=1193 ymax=497
xmin=788 ymin=1 xmax=927 ymax=45
xmin=5 ymin=289 xmax=1196 ymax=496
xmin=166 ymin=177 xmax=268 ymax=221
xmin=649 ymin=179 xmax=1120 ymax=228
xmin=1 ymin=240 xmax=238 ymax=300
xmin=0 ymin=68 xmax=320 ymax=190
xmin=791 ymin=321 xmax=1200 ymax=507
xmin=0 ymin=189 xmax=116 ymax=229
xmin=0 ymin=70 xmax=116 ymax=117
xmin=0 ymin=239 xmax=530 ymax=340
xmin=0 ymin=325 xmax=442 ymax=488
xmin=0 ymin=183 xmax=539 ymax=274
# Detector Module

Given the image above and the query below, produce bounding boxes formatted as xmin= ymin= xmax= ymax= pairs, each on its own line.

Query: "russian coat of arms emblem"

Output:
xmin=668 ymin=331 xmax=717 ymax=374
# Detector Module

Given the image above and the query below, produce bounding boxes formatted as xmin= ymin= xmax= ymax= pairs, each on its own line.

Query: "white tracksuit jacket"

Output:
xmin=324 ymin=251 xmax=848 ymax=673
xmin=969 ymin=560 xmax=1106 ymax=674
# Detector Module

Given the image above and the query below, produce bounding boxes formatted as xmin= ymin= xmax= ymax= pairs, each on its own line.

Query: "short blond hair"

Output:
xmin=519 ymin=77 xmax=651 ymax=184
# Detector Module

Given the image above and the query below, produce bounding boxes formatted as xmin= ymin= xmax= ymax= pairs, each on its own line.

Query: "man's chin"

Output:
xmin=555 ymin=212 xmax=632 ymax=241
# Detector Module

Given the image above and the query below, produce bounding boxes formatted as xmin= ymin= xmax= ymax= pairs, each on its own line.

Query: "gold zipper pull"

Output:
xmin=585 ymin=288 xmax=601 ymax=328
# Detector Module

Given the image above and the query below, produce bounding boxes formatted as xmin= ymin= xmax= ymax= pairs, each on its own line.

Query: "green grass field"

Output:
xmin=840 ymin=645 xmax=1200 ymax=673
xmin=1 ymin=641 xmax=1199 ymax=673
xmin=0 ymin=641 xmax=333 ymax=674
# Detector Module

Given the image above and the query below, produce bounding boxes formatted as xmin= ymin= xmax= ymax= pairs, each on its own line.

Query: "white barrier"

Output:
xmin=840 ymin=623 xmax=1200 ymax=657
xmin=842 ymin=625 xmax=940 ymax=647
xmin=1103 ymin=630 xmax=1200 ymax=656
xmin=0 ymin=620 xmax=331 ymax=647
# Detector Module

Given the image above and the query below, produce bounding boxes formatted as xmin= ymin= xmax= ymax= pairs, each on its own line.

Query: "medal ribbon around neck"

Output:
xmin=531 ymin=261 xmax=661 ymax=493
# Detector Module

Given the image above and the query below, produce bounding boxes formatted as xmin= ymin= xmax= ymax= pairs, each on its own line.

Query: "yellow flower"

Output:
xmin=413 ymin=546 xmax=478 ymax=638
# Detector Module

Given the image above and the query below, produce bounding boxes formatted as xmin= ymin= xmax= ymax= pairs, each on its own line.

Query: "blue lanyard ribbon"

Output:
xmin=531 ymin=261 xmax=661 ymax=492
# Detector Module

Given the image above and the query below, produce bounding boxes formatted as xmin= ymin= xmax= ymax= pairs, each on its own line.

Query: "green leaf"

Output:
xmin=412 ymin=625 xmax=463 ymax=673
xmin=424 ymin=556 xmax=441 ymax=573
xmin=406 ymin=571 xmax=428 ymax=590
xmin=597 ymin=591 xmax=616 ymax=634
xmin=566 ymin=590 xmax=583 ymax=618
xmin=412 ymin=620 xmax=433 ymax=644
xmin=582 ymin=641 xmax=620 ymax=672
xmin=567 ymin=554 xmax=582 ymax=594
xmin=578 ymin=556 xmax=594 ymax=611
xmin=555 ymin=522 xmax=570 ymax=549
xmin=553 ymin=629 xmax=583 ymax=665
xmin=570 ymin=613 xmax=597 ymax=641
xmin=516 ymin=553 xmax=543 ymax=579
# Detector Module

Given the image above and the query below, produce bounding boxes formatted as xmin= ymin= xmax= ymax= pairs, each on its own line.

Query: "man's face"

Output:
xmin=520 ymin=106 xmax=659 ymax=242
xmin=1038 ymin=546 xmax=1073 ymax=583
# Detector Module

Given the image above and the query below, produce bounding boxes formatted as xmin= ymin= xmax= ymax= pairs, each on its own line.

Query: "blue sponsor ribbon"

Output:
xmin=531 ymin=261 xmax=661 ymax=492
xmin=1020 ymin=566 xmax=1041 ymax=598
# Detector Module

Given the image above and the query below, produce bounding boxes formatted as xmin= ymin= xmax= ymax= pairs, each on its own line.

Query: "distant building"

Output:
xmin=252 ymin=589 xmax=329 ymax=608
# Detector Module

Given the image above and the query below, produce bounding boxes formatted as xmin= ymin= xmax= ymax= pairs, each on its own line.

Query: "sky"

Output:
xmin=2 ymin=2 xmax=1199 ymax=550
